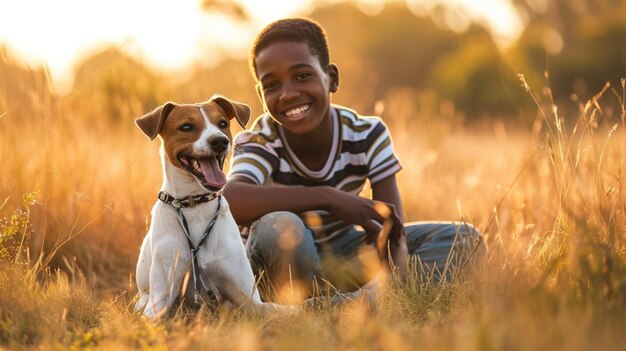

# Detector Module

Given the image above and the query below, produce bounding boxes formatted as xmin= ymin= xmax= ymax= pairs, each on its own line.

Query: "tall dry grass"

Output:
xmin=1 ymin=51 xmax=625 ymax=349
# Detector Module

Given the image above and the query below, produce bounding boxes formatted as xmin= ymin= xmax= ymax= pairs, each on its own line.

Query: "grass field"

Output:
xmin=1 ymin=62 xmax=625 ymax=350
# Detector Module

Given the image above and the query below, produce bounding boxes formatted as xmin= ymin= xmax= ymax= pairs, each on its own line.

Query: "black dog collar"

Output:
xmin=157 ymin=191 xmax=219 ymax=208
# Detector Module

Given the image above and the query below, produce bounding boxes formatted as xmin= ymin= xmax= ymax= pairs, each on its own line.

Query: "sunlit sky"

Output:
xmin=0 ymin=0 xmax=522 ymax=93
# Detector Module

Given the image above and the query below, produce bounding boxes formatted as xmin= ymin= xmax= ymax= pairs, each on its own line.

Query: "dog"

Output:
xmin=134 ymin=95 xmax=290 ymax=319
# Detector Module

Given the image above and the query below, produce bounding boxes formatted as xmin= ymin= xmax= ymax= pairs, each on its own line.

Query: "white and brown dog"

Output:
xmin=134 ymin=95 xmax=286 ymax=319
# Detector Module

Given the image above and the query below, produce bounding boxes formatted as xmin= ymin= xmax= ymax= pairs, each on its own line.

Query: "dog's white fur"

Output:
xmin=134 ymin=96 xmax=289 ymax=319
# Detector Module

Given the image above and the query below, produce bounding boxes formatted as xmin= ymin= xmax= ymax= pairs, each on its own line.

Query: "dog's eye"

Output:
xmin=180 ymin=124 xmax=194 ymax=132
xmin=218 ymin=120 xmax=229 ymax=129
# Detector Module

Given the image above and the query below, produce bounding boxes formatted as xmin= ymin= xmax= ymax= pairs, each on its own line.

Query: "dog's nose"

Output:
xmin=209 ymin=135 xmax=229 ymax=153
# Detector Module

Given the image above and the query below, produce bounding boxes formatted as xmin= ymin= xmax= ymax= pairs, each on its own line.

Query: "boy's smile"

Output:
xmin=283 ymin=104 xmax=310 ymax=121
xmin=255 ymin=41 xmax=338 ymax=137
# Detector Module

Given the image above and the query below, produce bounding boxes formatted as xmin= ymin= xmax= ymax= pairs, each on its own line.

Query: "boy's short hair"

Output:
xmin=249 ymin=17 xmax=330 ymax=80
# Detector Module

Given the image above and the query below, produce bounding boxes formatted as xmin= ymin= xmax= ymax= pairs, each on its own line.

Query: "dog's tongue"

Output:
xmin=199 ymin=157 xmax=226 ymax=188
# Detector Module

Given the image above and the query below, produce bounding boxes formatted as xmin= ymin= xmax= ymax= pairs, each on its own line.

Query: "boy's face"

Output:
xmin=254 ymin=41 xmax=338 ymax=136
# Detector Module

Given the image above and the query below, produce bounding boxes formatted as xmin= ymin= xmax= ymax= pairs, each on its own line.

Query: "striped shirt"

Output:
xmin=228 ymin=105 xmax=402 ymax=242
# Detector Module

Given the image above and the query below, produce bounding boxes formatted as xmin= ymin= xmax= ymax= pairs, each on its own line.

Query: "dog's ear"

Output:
xmin=212 ymin=95 xmax=251 ymax=129
xmin=135 ymin=102 xmax=177 ymax=140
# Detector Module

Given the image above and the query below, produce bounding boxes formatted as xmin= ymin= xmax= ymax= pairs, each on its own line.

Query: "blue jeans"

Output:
xmin=246 ymin=211 xmax=482 ymax=301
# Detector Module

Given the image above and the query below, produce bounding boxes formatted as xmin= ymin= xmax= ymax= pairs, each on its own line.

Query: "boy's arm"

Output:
xmin=371 ymin=174 xmax=408 ymax=277
xmin=224 ymin=176 xmax=396 ymax=235
xmin=371 ymin=174 xmax=404 ymax=221
xmin=224 ymin=176 xmax=326 ymax=225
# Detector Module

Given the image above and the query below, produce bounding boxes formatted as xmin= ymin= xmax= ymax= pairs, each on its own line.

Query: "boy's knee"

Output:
xmin=443 ymin=222 xmax=485 ymax=268
xmin=452 ymin=222 xmax=482 ymax=251
xmin=246 ymin=211 xmax=319 ymax=274
xmin=246 ymin=212 xmax=320 ymax=301
xmin=456 ymin=222 xmax=481 ymax=241
xmin=248 ymin=211 xmax=309 ymax=252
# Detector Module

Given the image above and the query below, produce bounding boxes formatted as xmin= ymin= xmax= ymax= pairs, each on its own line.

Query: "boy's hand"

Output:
xmin=324 ymin=187 xmax=404 ymax=248
xmin=365 ymin=201 xmax=408 ymax=277
xmin=367 ymin=202 xmax=406 ymax=261
xmin=324 ymin=188 xmax=407 ymax=276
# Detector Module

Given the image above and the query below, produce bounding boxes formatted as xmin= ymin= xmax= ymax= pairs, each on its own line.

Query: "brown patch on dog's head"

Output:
xmin=211 ymin=95 xmax=251 ymax=129
xmin=135 ymin=96 xmax=251 ymax=192
xmin=135 ymin=96 xmax=250 ymax=140
xmin=135 ymin=102 xmax=177 ymax=140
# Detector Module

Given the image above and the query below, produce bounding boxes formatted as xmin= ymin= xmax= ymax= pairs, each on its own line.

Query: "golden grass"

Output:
xmin=1 ymin=59 xmax=625 ymax=350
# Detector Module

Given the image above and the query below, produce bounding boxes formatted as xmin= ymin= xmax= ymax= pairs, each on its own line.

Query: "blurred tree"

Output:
xmin=429 ymin=25 xmax=528 ymax=119
xmin=310 ymin=2 xmax=464 ymax=114
xmin=55 ymin=0 xmax=626 ymax=127
xmin=201 ymin=0 xmax=249 ymax=22
xmin=69 ymin=48 xmax=170 ymax=126
xmin=0 ymin=48 xmax=54 ymax=123
xmin=311 ymin=2 xmax=527 ymax=120
xmin=175 ymin=58 xmax=260 ymax=123
xmin=509 ymin=0 xmax=626 ymax=117
xmin=554 ymin=18 xmax=626 ymax=101
xmin=511 ymin=0 xmax=626 ymax=41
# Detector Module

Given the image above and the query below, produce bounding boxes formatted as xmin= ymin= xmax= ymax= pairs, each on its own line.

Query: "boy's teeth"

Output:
xmin=285 ymin=105 xmax=309 ymax=117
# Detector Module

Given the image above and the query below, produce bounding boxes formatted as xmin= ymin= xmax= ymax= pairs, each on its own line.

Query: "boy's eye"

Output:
xmin=179 ymin=124 xmax=194 ymax=132
xmin=218 ymin=120 xmax=229 ymax=129
xmin=262 ymin=81 xmax=279 ymax=91
xmin=295 ymin=73 xmax=311 ymax=81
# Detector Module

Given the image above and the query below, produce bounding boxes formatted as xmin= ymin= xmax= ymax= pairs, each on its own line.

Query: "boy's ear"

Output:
xmin=135 ymin=102 xmax=177 ymax=140
xmin=328 ymin=63 xmax=339 ymax=93
xmin=211 ymin=95 xmax=251 ymax=129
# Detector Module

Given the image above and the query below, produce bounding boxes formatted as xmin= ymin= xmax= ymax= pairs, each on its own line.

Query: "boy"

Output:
xmin=224 ymin=18 xmax=480 ymax=302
